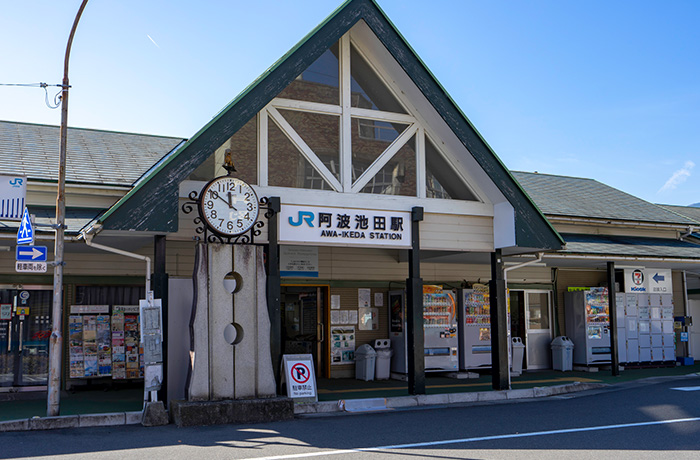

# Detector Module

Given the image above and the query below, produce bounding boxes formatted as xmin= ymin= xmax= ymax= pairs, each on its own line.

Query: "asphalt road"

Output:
xmin=2 ymin=374 xmax=699 ymax=460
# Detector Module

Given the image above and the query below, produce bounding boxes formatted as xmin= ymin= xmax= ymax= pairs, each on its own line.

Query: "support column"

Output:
xmin=153 ymin=235 xmax=169 ymax=403
xmin=490 ymin=249 xmax=509 ymax=390
xmin=266 ymin=197 xmax=282 ymax=392
xmin=406 ymin=207 xmax=424 ymax=395
xmin=607 ymin=261 xmax=620 ymax=376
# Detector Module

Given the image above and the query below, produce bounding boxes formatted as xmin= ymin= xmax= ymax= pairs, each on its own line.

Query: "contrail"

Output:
xmin=147 ymin=34 xmax=160 ymax=48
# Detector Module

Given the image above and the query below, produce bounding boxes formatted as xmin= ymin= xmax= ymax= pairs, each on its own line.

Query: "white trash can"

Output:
xmin=355 ymin=344 xmax=377 ymax=381
xmin=511 ymin=337 xmax=525 ymax=376
xmin=373 ymin=339 xmax=393 ymax=380
xmin=551 ymin=336 xmax=575 ymax=371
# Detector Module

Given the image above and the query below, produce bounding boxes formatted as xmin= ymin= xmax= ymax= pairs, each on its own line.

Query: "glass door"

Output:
xmin=281 ymin=286 xmax=329 ymax=378
xmin=525 ymin=291 xmax=553 ymax=369
xmin=0 ymin=287 xmax=53 ymax=387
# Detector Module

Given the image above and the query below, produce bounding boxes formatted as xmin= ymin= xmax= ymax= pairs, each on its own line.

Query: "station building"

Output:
xmin=1 ymin=0 xmax=698 ymax=405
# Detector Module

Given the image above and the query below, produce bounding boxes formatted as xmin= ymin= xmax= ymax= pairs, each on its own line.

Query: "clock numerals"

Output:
xmin=200 ymin=176 xmax=260 ymax=237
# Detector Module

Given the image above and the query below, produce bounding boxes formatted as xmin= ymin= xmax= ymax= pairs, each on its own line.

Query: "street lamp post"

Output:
xmin=47 ymin=0 xmax=89 ymax=417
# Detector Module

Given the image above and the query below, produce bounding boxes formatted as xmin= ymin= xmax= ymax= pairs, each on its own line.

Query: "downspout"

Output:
xmin=80 ymin=230 xmax=151 ymax=295
xmin=80 ymin=229 xmax=152 ymax=408
xmin=504 ymin=252 xmax=545 ymax=284
xmin=680 ymin=227 xmax=698 ymax=240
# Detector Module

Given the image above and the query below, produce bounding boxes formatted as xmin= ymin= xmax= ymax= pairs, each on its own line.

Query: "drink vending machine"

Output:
xmin=564 ymin=287 xmax=611 ymax=365
xmin=458 ymin=285 xmax=492 ymax=369
xmin=389 ymin=286 xmax=458 ymax=373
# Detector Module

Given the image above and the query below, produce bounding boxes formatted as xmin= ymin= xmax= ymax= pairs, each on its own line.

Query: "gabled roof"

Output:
xmin=658 ymin=204 xmax=700 ymax=225
xmin=0 ymin=120 xmax=185 ymax=187
xmin=513 ymin=171 xmax=696 ymax=226
xmin=95 ymin=0 xmax=562 ymax=251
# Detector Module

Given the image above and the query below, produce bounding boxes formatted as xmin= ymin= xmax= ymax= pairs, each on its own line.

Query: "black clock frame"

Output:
xmin=182 ymin=178 xmax=276 ymax=245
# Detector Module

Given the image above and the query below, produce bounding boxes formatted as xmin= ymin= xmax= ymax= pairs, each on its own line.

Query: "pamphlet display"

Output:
xmin=68 ymin=305 xmax=144 ymax=380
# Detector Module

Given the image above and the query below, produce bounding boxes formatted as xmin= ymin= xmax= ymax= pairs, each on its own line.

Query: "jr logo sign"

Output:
xmin=289 ymin=211 xmax=315 ymax=227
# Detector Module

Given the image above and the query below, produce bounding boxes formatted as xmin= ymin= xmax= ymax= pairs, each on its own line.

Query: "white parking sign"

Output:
xmin=282 ymin=354 xmax=317 ymax=402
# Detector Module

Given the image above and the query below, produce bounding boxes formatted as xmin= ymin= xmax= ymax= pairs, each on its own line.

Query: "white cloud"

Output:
xmin=658 ymin=160 xmax=695 ymax=193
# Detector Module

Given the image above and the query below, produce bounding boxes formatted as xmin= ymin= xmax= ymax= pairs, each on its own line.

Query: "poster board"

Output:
xmin=282 ymin=354 xmax=317 ymax=402
xmin=330 ymin=326 xmax=356 ymax=365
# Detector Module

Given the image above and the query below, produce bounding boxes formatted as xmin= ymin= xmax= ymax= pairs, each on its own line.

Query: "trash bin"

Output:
xmin=511 ymin=337 xmax=525 ymax=376
xmin=355 ymin=344 xmax=377 ymax=381
xmin=373 ymin=339 xmax=393 ymax=380
xmin=551 ymin=336 xmax=574 ymax=371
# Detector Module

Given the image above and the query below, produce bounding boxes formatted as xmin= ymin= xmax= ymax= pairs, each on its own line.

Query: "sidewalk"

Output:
xmin=1 ymin=363 xmax=698 ymax=428
xmin=0 ymin=388 xmax=143 ymax=422
xmin=316 ymin=363 xmax=700 ymax=401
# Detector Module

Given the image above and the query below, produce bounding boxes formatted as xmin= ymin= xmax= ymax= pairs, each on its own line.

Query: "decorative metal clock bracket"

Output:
xmin=182 ymin=192 xmax=276 ymax=245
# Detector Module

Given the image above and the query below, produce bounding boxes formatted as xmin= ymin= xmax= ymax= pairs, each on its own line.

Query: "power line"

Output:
xmin=0 ymin=82 xmax=67 ymax=109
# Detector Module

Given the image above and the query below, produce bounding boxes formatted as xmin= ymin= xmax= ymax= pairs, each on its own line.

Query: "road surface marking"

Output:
xmin=244 ymin=417 xmax=700 ymax=460
xmin=671 ymin=386 xmax=700 ymax=391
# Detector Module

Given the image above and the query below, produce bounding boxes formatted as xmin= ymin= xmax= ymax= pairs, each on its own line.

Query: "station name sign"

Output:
xmin=280 ymin=205 xmax=411 ymax=248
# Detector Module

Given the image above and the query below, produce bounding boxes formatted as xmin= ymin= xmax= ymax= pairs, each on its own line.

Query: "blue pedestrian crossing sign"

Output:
xmin=16 ymin=208 xmax=34 ymax=245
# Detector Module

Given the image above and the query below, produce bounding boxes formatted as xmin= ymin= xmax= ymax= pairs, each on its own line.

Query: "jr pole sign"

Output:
xmin=0 ymin=175 xmax=26 ymax=221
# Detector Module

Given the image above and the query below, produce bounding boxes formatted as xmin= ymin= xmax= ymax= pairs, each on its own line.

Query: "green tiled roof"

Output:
xmin=0 ymin=207 xmax=102 ymax=236
xmin=512 ymin=171 xmax=695 ymax=225
xmin=0 ymin=120 xmax=185 ymax=187
xmin=560 ymin=233 xmax=700 ymax=259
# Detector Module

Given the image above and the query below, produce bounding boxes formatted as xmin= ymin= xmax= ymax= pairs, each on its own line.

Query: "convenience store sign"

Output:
xmin=280 ymin=205 xmax=411 ymax=248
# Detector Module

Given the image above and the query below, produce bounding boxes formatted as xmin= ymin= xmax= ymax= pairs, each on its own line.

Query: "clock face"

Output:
xmin=199 ymin=176 xmax=259 ymax=236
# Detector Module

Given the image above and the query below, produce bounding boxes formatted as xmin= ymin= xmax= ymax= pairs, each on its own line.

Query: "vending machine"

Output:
xmin=458 ymin=285 xmax=492 ymax=369
xmin=564 ymin=287 xmax=611 ymax=365
xmin=389 ymin=287 xmax=458 ymax=373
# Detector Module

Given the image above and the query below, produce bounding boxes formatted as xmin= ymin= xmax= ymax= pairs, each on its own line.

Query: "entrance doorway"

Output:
xmin=510 ymin=290 xmax=553 ymax=369
xmin=281 ymin=285 xmax=329 ymax=378
xmin=0 ymin=286 xmax=53 ymax=388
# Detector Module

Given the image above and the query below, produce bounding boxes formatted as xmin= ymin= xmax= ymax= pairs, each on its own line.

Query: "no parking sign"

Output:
xmin=282 ymin=354 xmax=317 ymax=402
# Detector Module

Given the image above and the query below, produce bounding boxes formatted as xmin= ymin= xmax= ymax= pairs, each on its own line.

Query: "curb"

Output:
xmin=294 ymin=382 xmax=608 ymax=415
xmin=0 ymin=411 xmax=142 ymax=433
xmin=0 ymin=377 xmax=680 ymax=430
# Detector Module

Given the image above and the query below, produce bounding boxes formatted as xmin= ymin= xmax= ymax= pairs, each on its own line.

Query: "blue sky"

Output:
xmin=1 ymin=0 xmax=698 ymax=206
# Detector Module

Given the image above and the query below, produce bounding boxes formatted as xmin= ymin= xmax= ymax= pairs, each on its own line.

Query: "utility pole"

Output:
xmin=47 ymin=0 xmax=89 ymax=417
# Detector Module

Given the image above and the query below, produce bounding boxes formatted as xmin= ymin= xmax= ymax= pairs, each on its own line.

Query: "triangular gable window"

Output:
xmin=277 ymin=43 xmax=340 ymax=105
xmin=278 ymin=108 xmax=341 ymax=184
xmin=350 ymin=44 xmax=406 ymax=113
xmin=359 ymin=134 xmax=416 ymax=196
xmin=197 ymin=28 xmax=479 ymax=202
xmin=425 ymin=136 xmax=476 ymax=201
xmin=268 ymin=116 xmax=334 ymax=191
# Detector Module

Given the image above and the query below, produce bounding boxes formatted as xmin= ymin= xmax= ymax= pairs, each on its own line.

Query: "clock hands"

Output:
xmin=211 ymin=191 xmax=238 ymax=211
xmin=227 ymin=191 xmax=238 ymax=211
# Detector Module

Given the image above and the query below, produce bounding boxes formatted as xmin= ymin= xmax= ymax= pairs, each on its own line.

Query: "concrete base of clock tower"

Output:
xmin=187 ymin=243 xmax=277 ymax=401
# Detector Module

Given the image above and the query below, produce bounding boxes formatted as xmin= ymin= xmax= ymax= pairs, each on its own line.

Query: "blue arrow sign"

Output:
xmin=16 ymin=208 xmax=33 ymax=245
xmin=652 ymin=273 xmax=665 ymax=283
xmin=16 ymin=245 xmax=47 ymax=262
